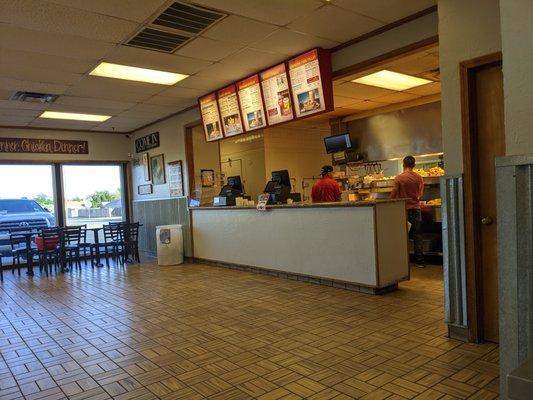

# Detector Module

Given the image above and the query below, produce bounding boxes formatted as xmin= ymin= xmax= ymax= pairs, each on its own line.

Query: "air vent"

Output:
xmin=127 ymin=27 xmax=190 ymax=53
xmin=10 ymin=91 xmax=58 ymax=103
xmin=125 ymin=1 xmax=226 ymax=53
xmin=153 ymin=2 xmax=225 ymax=34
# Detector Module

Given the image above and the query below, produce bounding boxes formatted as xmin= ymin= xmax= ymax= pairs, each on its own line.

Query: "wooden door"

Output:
xmin=462 ymin=54 xmax=505 ymax=343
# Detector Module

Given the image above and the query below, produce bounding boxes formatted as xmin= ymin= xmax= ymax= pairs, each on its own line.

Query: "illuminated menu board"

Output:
xmin=288 ymin=48 xmax=333 ymax=118
xmin=260 ymin=63 xmax=294 ymax=126
xmin=217 ymin=85 xmax=244 ymax=137
xmin=237 ymin=74 xmax=266 ymax=132
xmin=199 ymin=93 xmax=223 ymax=142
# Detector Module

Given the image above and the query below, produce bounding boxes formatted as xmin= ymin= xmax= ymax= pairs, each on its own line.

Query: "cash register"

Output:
xmin=264 ymin=170 xmax=292 ymax=204
xmin=213 ymin=176 xmax=243 ymax=206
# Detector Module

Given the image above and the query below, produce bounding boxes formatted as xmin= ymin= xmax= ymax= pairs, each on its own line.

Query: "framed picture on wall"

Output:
xmin=150 ymin=154 xmax=166 ymax=185
xmin=168 ymin=160 xmax=184 ymax=197
xmin=141 ymin=153 xmax=150 ymax=181
xmin=138 ymin=184 xmax=153 ymax=195
xmin=201 ymin=169 xmax=215 ymax=187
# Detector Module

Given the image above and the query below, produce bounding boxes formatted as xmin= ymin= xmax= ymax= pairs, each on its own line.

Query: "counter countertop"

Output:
xmin=190 ymin=199 xmax=406 ymax=211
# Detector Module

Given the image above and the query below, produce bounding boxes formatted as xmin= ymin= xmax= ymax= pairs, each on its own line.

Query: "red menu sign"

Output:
xmin=199 ymin=93 xmax=223 ymax=142
xmin=260 ymin=63 xmax=294 ymax=126
xmin=237 ymin=75 xmax=267 ymax=132
xmin=217 ymin=85 xmax=244 ymax=137
xmin=288 ymin=48 xmax=333 ymax=118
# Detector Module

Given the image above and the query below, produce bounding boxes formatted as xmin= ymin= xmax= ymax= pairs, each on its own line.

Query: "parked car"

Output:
xmin=0 ymin=199 xmax=55 ymax=255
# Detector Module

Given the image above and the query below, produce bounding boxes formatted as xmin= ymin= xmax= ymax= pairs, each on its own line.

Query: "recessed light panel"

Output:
xmin=352 ymin=70 xmax=432 ymax=91
xmin=90 ymin=62 xmax=188 ymax=85
xmin=39 ymin=111 xmax=111 ymax=122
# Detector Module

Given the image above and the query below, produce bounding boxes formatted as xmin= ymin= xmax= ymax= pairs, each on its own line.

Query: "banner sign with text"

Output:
xmin=0 ymin=137 xmax=89 ymax=154
xmin=135 ymin=131 xmax=160 ymax=153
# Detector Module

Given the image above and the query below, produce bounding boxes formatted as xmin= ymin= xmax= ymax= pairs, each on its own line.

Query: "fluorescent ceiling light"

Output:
xmin=40 ymin=111 xmax=111 ymax=122
xmin=352 ymin=70 xmax=432 ymax=91
xmin=90 ymin=62 xmax=188 ymax=85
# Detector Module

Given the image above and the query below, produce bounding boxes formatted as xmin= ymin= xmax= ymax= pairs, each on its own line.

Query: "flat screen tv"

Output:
xmin=324 ymin=133 xmax=352 ymax=154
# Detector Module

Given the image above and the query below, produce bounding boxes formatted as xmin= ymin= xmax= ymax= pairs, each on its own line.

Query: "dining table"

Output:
xmin=89 ymin=227 xmax=104 ymax=267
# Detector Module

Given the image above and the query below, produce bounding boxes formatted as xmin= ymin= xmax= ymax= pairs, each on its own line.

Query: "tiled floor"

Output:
xmin=0 ymin=262 xmax=499 ymax=399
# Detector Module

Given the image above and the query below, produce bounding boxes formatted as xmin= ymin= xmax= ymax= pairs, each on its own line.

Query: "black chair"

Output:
xmin=77 ymin=225 xmax=93 ymax=265
xmin=8 ymin=228 xmax=37 ymax=276
xmin=63 ymin=226 xmax=82 ymax=270
xmin=121 ymin=222 xmax=140 ymax=263
xmin=101 ymin=224 xmax=124 ymax=266
xmin=36 ymin=227 xmax=63 ymax=274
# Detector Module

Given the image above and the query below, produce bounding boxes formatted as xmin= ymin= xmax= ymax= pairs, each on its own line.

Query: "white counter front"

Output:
xmin=191 ymin=200 xmax=409 ymax=291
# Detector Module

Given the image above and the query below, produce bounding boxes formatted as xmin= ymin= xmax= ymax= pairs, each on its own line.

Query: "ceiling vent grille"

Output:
xmin=125 ymin=1 xmax=226 ymax=53
xmin=153 ymin=2 xmax=225 ymax=34
xmin=10 ymin=91 xmax=58 ymax=103
xmin=127 ymin=27 xmax=190 ymax=53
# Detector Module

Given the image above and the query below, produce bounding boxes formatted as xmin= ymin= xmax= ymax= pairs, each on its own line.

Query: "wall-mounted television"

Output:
xmin=324 ymin=133 xmax=352 ymax=154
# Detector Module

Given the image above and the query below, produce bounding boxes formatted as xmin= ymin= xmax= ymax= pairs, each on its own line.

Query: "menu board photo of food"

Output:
xmin=288 ymin=48 xmax=331 ymax=118
xmin=199 ymin=93 xmax=224 ymax=142
xmin=260 ymin=63 xmax=294 ymax=125
xmin=237 ymin=74 xmax=267 ymax=132
xmin=217 ymin=85 xmax=244 ymax=137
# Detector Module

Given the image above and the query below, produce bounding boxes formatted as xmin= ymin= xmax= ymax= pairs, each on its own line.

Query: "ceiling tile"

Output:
xmin=106 ymin=45 xmax=213 ymax=75
xmin=326 ymin=108 xmax=357 ymax=117
xmin=0 ymin=61 xmax=83 ymax=86
xmin=390 ymin=54 xmax=440 ymax=75
xmin=218 ymin=48 xmax=287 ymax=75
xmin=0 ymin=90 xmax=13 ymax=100
xmin=404 ymin=81 xmax=441 ymax=96
xmin=46 ymin=0 xmax=167 ymax=23
xmin=0 ymin=26 xmax=115 ymax=60
xmin=194 ymin=62 xmax=251 ymax=82
xmin=202 ymin=15 xmax=278 ymax=45
xmin=0 ymin=116 xmax=33 ymax=125
xmin=0 ymin=108 xmax=42 ymax=117
xmin=0 ymin=77 xmax=70 ymax=95
xmin=65 ymin=82 xmax=154 ymax=103
xmin=333 ymin=0 xmax=436 ymax=23
xmin=191 ymin=0 xmax=323 ymax=25
xmin=175 ymin=75 xmax=232 ymax=92
xmin=176 ymin=37 xmax=244 ymax=62
xmin=1 ymin=0 xmax=138 ymax=43
xmin=128 ymin=103 xmax=179 ymax=115
xmin=288 ymin=5 xmax=383 ymax=43
xmin=334 ymin=96 xmax=361 ymax=108
xmin=143 ymin=95 xmax=197 ymax=108
xmin=252 ymin=28 xmax=339 ymax=56
xmin=344 ymin=100 xmax=389 ymax=111
xmin=0 ymin=48 xmax=96 ymax=74
xmin=157 ymin=86 xmax=206 ymax=99
xmin=0 ymin=100 xmax=49 ymax=111
xmin=29 ymin=118 xmax=100 ymax=129
xmin=67 ymin=76 xmax=164 ymax=97
xmin=46 ymin=104 xmax=120 ymax=117
xmin=117 ymin=109 xmax=168 ymax=119
xmin=54 ymin=96 xmax=136 ymax=111
xmin=334 ymin=82 xmax=394 ymax=100
xmin=370 ymin=92 xmax=420 ymax=104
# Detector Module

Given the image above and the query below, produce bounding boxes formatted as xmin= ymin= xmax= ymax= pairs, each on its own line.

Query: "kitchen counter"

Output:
xmin=191 ymin=199 xmax=410 ymax=293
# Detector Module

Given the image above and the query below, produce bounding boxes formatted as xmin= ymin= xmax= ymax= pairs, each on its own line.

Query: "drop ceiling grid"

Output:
xmin=0 ymin=0 xmax=437 ymax=132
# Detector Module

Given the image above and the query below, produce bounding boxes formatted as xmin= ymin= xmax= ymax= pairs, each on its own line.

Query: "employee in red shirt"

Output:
xmin=391 ymin=156 xmax=425 ymax=267
xmin=312 ymin=165 xmax=341 ymax=203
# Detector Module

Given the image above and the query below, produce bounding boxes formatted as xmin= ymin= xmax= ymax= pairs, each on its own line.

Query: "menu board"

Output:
xmin=237 ymin=75 xmax=266 ymax=132
xmin=217 ymin=85 xmax=244 ymax=137
xmin=199 ymin=93 xmax=223 ymax=141
xmin=288 ymin=48 xmax=332 ymax=118
xmin=260 ymin=63 xmax=294 ymax=125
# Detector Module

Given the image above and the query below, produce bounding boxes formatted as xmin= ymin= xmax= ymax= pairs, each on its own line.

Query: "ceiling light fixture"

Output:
xmin=39 ymin=111 xmax=111 ymax=122
xmin=90 ymin=62 xmax=189 ymax=85
xmin=352 ymin=70 xmax=432 ymax=91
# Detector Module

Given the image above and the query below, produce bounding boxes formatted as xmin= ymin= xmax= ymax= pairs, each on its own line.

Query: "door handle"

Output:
xmin=481 ymin=216 xmax=493 ymax=225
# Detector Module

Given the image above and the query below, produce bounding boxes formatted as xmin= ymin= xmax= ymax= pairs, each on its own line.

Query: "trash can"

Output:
xmin=156 ymin=224 xmax=183 ymax=265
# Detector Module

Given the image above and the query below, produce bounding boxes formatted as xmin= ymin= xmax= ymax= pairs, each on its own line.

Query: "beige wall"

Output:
xmin=264 ymin=124 xmax=331 ymax=196
xmin=0 ymin=127 xmax=130 ymax=162
xmin=191 ymin=124 xmax=221 ymax=203
xmin=500 ymin=0 xmax=533 ymax=155
xmin=220 ymin=133 xmax=266 ymax=200
xmin=130 ymin=108 xmax=200 ymax=201
xmin=438 ymin=0 xmax=502 ymax=174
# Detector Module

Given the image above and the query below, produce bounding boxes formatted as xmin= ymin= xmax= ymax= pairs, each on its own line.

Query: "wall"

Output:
xmin=0 ymin=127 xmax=130 ymax=161
xmin=347 ymin=102 xmax=442 ymax=161
xmin=191 ymin=124 xmax=220 ymax=203
xmin=499 ymin=0 xmax=533 ymax=155
xmin=220 ymin=133 xmax=266 ymax=200
xmin=263 ymin=124 xmax=331 ymax=195
xmin=438 ymin=0 xmax=502 ymax=174
xmin=130 ymin=108 xmax=200 ymax=201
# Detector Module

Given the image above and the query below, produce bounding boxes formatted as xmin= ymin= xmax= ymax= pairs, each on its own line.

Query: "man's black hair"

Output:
xmin=403 ymin=156 xmax=416 ymax=168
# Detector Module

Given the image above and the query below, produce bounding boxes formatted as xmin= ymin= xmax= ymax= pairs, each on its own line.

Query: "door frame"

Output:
xmin=460 ymin=52 xmax=503 ymax=342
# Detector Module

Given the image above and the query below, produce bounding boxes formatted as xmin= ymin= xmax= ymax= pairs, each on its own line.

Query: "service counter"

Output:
xmin=190 ymin=199 xmax=409 ymax=294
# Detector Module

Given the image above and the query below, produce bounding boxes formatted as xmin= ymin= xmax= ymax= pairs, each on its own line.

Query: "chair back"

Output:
xmin=63 ymin=226 xmax=82 ymax=245
xmin=40 ymin=227 xmax=62 ymax=251
xmin=103 ymin=224 xmax=120 ymax=244
xmin=122 ymin=222 xmax=140 ymax=243
xmin=9 ymin=232 xmax=30 ymax=250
